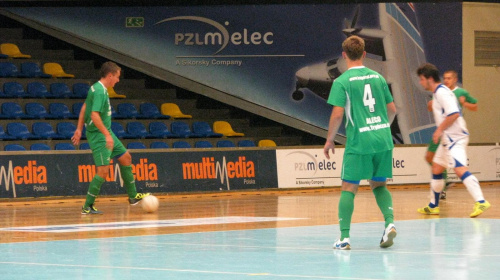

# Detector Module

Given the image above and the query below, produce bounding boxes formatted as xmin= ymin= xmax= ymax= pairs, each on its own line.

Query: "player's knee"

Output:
xmin=425 ymin=152 xmax=434 ymax=164
xmin=96 ymin=166 xmax=110 ymax=178
xmin=118 ymin=152 xmax=132 ymax=166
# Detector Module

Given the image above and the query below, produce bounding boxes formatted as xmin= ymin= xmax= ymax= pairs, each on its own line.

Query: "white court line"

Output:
xmin=0 ymin=261 xmax=382 ymax=280
xmin=95 ymin=239 xmax=500 ymax=258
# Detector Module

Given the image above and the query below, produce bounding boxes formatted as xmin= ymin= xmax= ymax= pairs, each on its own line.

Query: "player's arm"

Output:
xmin=323 ymin=106 xmax=344 ymax=159
xmin=71 ymin=103 xmax=86 ymax=145
xmin=387 ymin=102 xmax=397 ymax=124
xmin=427 ymin=100 xmax=433 ymax=112
xmin=90 ymin=112 xmax=114 ymax=150
xmin=459 ymin=96 xmax=478 ymax=111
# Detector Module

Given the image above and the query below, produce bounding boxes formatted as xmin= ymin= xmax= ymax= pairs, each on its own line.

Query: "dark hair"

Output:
xmin=99 ymin=61 xmax=121 ymax=78
xmin=416 ymin=63 xmax=440 ymax=82
xmin=342 ymin=35 xmax=365 ymax=60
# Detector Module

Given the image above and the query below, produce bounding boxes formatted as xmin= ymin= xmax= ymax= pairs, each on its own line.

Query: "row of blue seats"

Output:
xmin=0 ymin=101 xmax=169 ymax=120
xmin=4 ymin=140 xmax=257 ymax=151
xmin=0 ymin=120 xmax=223 ymax=140
xmin=1 ymin=81 xmax=89 ymax=99
xmin=0 ymin=62 xmax=51 ymax=78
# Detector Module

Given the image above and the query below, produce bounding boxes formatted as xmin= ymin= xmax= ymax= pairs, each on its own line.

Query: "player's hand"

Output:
xmin=323 ymin=141 xmax=335 ymax=159
xmin=433 ymin=129 xmax=442 ymax=144
xmin=459 ymin=96 xmax=466 ymax=105
xmin=71 ymin=130 xmax=82 ymax=145
xmin=105 ymin=134 xmax=114 ymax=150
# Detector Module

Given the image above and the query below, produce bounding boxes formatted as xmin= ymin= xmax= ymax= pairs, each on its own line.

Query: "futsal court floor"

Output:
xmin=0 ymin=182 xmax=499 ymax=280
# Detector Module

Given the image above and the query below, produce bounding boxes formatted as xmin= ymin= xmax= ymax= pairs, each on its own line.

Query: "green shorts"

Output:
xmin=427 ymin=138 xmax=440 ymax=153
xmin=341 ymin=150 xmax=393 ymax=181
xmin=86 ymin=130 xmax=127 ymax=166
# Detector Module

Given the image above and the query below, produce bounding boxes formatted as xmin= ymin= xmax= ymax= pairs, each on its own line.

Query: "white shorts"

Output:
xmin=433 ymin=137 xmax=469 ymax=168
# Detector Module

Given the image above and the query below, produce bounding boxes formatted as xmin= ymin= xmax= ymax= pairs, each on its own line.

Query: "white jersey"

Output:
xmin=432 ymin=84 xmax=469 ymax=144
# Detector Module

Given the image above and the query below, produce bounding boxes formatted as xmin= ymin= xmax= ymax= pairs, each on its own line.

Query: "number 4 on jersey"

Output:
xmin=363 ymin=84 xmax=376 ymax=112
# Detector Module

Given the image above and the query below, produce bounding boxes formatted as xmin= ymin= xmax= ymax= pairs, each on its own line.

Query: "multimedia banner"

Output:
xmin=0 ymin=149 xmax=278 ymax=199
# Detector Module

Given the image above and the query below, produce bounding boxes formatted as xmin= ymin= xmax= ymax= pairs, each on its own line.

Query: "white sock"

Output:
xmin=431 ymin=179 xmax=445 ymax=193
xmin=463 ymin=175 xmax=484 ymax=202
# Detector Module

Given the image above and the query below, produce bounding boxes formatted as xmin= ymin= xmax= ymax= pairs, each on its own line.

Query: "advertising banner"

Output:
xmin=276 ymin=145 xmax=500 ymax=188
xmin=2 ymin=3 xmax=463 ymax=143
xmin=0 ymin=150 xmax=277 ymax=199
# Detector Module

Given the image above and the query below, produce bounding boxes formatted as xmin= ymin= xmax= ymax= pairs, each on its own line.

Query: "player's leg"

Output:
xmin=333 ymin=153 xmax=367 ymax=250
xmin=111 ymin=133 xmax=150 ymax=204
xmin=427 ymin=139 xmax=451 ymax=199
xmin=418 ymin=144 xmax=447 ymax=215
xmin=370 ymin=150 xmax=396 ymax=248
xmin=82 ymin=132 xmax=111 ymax=214
xmin=451 ymin=139 xmax=490 ymax=217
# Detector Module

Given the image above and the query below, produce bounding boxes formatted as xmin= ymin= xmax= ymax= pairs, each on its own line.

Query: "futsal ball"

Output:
xmin=141 ymin=195 xmax=159 ymax=213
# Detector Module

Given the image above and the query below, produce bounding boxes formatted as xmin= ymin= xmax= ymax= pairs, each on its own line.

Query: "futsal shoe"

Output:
xmin=470 ymin=201 xmax=491 ymax=218
xmin=81 ymin=204 xmax=103 ymax=215
xmin=417 ymin=206 xmax=440 ymax=215
xmin=333 ymin=238 xmax=351 ymax=250
xmin=380 ymin=223 xmax=397 ymax=248
xmin=129 ymin=192 xmax=151 ymax=205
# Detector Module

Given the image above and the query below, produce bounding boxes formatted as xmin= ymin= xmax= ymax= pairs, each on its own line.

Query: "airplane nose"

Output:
xmin=295 ymin=67 xmax=310 ymax=86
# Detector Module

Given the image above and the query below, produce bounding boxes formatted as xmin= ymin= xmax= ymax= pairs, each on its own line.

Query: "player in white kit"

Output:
xmin=416 ymin=63 xmax=490 ymax=217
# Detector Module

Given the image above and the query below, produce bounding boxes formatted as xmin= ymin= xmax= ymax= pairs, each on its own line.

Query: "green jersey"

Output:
xmin=452 ymin=87 xmax=477 ymax=108
xmin=327 ymin=66 xmax=394 ymax=154
xmin=84 ymin=81 xmax=112 ymax=133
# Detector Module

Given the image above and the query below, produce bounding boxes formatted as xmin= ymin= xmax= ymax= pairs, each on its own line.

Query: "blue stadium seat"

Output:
xmin=27 ymin=82 xmax=51 ymax=98
xmin=50 ymin=83 xmax=72 ymax=98
xmin=0 ymin=88 xmax=6 ymax=98
xmin=72 ymin=102 xmax=84 ymax=116
xmin=238 ymin=140 xmax=256 ymax=147
xmin=0 ymin=62 xmax=27 ymax=78
xmin=127 ymin=142 xmax=146 ymax=149
xmin=139 ymin=103 xmax=170 ymax=119
xmin=5 ymin=144 xmax=26 ymax=151
xmin=79 ymin=143 xmax=90 ymax=150
xmin=20 ymin=62 xmax=52 ymax=78
xmin=54 ymin=143 xmax=76 ymax=150
xmin=0 ymin=125 xmax=16 ymax=140
xmin=49 ymin=103 xmax=76 ymax=119
xmin=4 ymin=82 xmax=28 ymax=98
xmin=1 ymin=102 xmax=30 ymax=119
xmin=32 ymin=122 xmax=66 ymax=140
xmin=6 ymin=122 xmax=41 ymax=140
xmin=150 ymin=141 xmax=169 ymax=149
xmin=72 ymin=83 xmax=90 ymax=99
xmin=0 ymin=54 xmax=7 ymax=59
xmin=111 ymin=122 xmax=134 ymax=139
xmin=126 ymin=122 xmax=153 ymax=139
xmin=171 ymin=121 xmax=202 ymax=138
xmin=195 ymin=141 xmax=213 ymax=148
xmin=117 ymin=103 xmax=139 ymax=119
xmin=30 ymin=143 xmax=51 ymax=151
xmin=111 ymin=106 xmax=126 ymax=119
xmin=216 ymin=140 xmax=236 ymax=148
xmin=26 ymin=103 xmax=56 ymax=119
xmin=172 ymin=141 xmax=191 ymax=149
xmin=149 ymin=122 xmax=175 ymax=138
xmin=192 ymin=121 xmax=223 ymax=138
xmin=56 ymin=122 xmax=77 ymax=139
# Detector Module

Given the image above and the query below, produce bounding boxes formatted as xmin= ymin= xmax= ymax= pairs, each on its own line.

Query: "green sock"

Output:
xmin=443 ymin=169 xmax=448 ymax=182
xmin=373 ymin=186 xmax=394 ymax=227
xmin=84 ymin=175 xmax=104 ymax=208
xmin=119 ymin=165 xmax=137 ymax=199
xmin=339 ymin=191 xmax=355 ymax=239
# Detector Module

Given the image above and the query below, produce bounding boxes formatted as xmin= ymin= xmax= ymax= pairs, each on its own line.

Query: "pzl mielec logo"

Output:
xmin=78 ymin=158 xmax=158 ymax=187
xmin=155 ymin=16 xmax=274 ymax=54
xmin=0 ymin=160 xmax=48 ymax=197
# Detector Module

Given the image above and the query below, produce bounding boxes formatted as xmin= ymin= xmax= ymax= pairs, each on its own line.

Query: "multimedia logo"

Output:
xmin=155 ymin=16 xmax=274 ymax=54
xmin=182 ymin=156 xmax=255 ymax=189
xmin=78 ymin=158 xmax=158 ymax=187
xmin=0 ymin=160 xmax=48 ymax=197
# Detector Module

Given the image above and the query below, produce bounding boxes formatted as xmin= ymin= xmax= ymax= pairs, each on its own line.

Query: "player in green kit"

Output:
xmin=71 ymin=61 xmax=150 ymax=214
xmin=324 ymin=36 xmax=397 ymax=250
xmin=425 ymin=70 xmax=478 ymax=199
